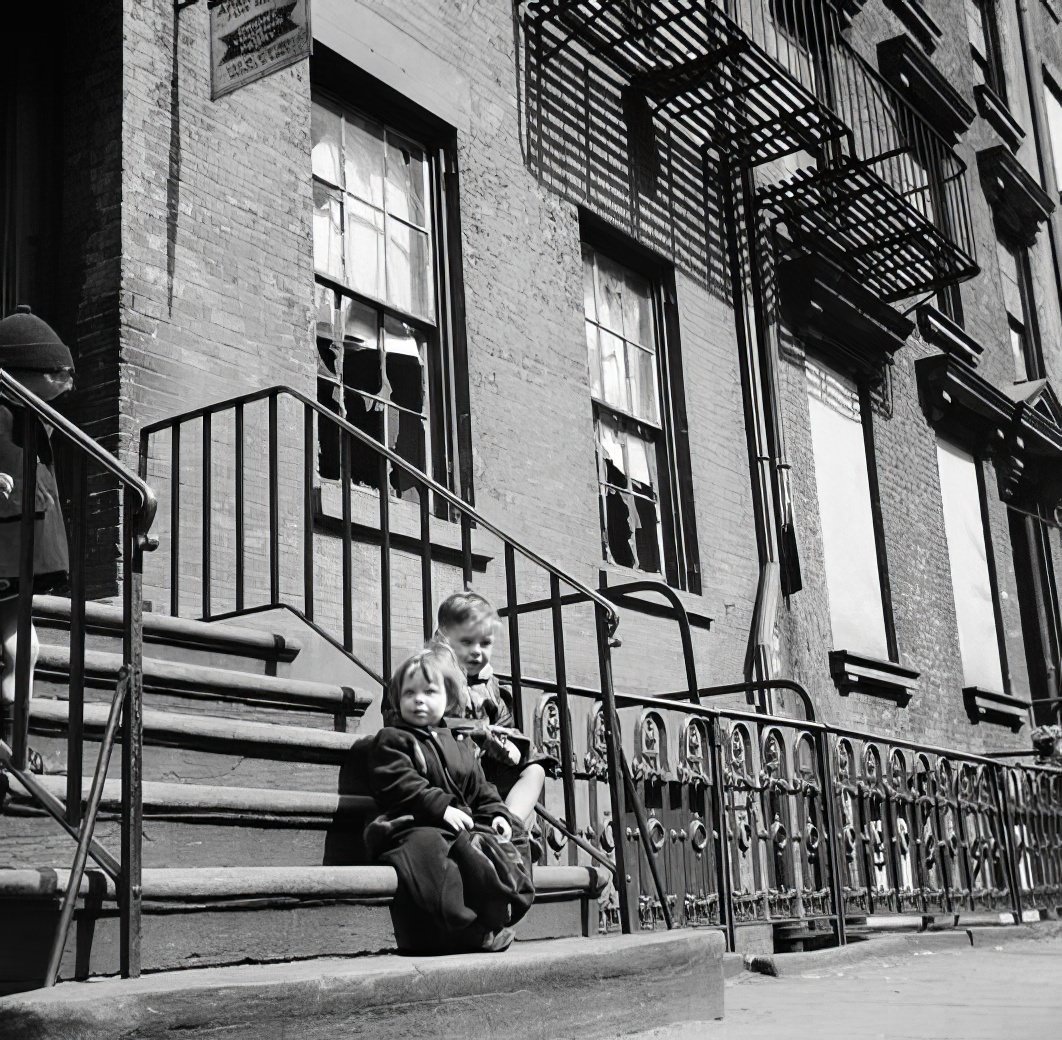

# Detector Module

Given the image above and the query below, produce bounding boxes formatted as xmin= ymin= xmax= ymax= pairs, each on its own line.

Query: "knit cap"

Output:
xmin=0 ymin=305 xmax=74 ymax=372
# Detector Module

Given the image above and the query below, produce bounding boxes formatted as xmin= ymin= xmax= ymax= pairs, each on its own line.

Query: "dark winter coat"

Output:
xmin=364 ymin=720 xmax=532 ymax=953
xmin=0 ymin=402 xmax=68 ymax=593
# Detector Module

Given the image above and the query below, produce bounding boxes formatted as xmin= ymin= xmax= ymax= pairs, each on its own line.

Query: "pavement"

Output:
xmin=615 ymin=925 xmax=1062 ymax=1040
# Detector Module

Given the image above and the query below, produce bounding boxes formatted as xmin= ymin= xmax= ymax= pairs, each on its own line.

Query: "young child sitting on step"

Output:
xmin=434 ymin=591 xmax=554 ymax=829
xmin=364 ymin=644 xmax=533 ymax=954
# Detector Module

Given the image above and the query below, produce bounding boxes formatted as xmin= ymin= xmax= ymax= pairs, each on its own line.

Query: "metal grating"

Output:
xmin=526 ymin=0 xmax=850 ymax=163
xmin=760 ymin=160 xmax=980 ymax=302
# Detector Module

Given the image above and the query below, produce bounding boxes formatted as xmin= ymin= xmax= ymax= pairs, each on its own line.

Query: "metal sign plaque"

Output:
xmin=210 ymin=0 xmax=311 ymax=101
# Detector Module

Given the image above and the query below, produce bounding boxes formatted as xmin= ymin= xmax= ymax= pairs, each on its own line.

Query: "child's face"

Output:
xmin=12 ymin=370 xmax=74 ymax=402
xmin=441 ymin=618 xmax=495 ymax=678
xmin=397 ymin=663 xmax=447 ymax=728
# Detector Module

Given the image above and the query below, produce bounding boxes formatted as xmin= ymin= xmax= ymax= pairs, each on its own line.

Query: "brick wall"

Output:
xmin=100 ymin=0 xmax=1061 ymax=754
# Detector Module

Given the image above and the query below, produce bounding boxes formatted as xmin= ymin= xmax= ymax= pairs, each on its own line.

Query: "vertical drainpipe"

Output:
xmin=718 ymin=151 xmax=783 ymax=709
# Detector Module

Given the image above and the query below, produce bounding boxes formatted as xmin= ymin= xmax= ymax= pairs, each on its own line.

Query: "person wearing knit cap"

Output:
xmin=0 ymin=305 xmax=75 ymax=769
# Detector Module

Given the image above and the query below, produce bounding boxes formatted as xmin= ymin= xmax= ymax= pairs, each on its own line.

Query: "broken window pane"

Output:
xmin=384 ymin=317 xmax=426 ymax=415
xmin=346 ymin=200 xmax=385 ymax=301
xmin=582 ymin=246 xmax=597 ymax=323
xmin=311 ymin=100 xmax=343 ymax=187
xmin=596 ymin=415 xmax=627 ymax=489
xmin=315 ymin=282 xmax=335 ymax=341
xmin=345 ymin=113 xmax=385 ymax=207
xmin=625 ymin=430 xmax=656 ymax=494
xmin=388 ymin=405 xmax=427 ymax=500
xmin=387 ymin=220 xmax=433 ymax=318
xmin=599 ymin=329 xmax=628 ymax=412
xmin=385 ymin=135 xmax=427 ymax=228
xmin=344 ymin=390 xmax=386 ymax=488
xmin=603 ymin=487 xmax=636 ymax=568
xmin=316 ymin=375 xmax=345 ymax=480
xmin=340 ymin=295 xmax=378 ymax=352
xmin=316 ymin=338 xmax=343 ymax=382
xmin=585 ymin=324 xmax=602 ymax=399
xmin=313 ymin=184 xmax=344 ymax=280
xmin=632 ymin=494 xmax=662 ymax=573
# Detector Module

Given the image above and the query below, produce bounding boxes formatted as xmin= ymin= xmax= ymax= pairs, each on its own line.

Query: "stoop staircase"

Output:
xmin=1 ymin=594 xmax=606 ymax=990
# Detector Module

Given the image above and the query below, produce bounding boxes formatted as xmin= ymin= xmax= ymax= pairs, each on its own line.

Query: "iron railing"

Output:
xmin=0 ymin=369 xmax=157 ymax=985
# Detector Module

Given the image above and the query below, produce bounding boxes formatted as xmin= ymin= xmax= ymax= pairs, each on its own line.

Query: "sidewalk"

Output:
xmin=609 ymin=926 xmax=1062 ymax=1040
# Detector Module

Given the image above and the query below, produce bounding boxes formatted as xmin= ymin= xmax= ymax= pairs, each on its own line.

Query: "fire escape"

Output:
xmin=523 ymin=0 xmax=978 ymax=301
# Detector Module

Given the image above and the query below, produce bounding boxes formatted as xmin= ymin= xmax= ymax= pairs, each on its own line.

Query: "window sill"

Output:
xmin=314 ymin=483 xmax=493 ymax=573
xmin=877 ymin=36 xmax=974 ymax=143
xmin=978 ymin=145 xmax=1055 ymax=246
xmin=963 ymin=686 xmax=1030 ymax=731
xmin=828 ymin=650 xmax=919 ymax=706
xmin=974 ymin=85 xmax=1025 ymax=154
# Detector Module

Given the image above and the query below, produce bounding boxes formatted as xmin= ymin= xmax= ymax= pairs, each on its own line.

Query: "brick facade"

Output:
xmin=19 ymin=0 xmax=1062 ymax=752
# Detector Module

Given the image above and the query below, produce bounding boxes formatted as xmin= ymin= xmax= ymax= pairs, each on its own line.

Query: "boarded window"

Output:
xmin=806 ymin=358 xmax=889 ymax=660
xmin=936 ymin=439 xmax=1005 ymax=693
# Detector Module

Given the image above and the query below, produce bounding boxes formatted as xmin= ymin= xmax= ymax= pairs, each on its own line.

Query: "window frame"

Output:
xmin=580 ymin=215 xmax=700 ymax=593
xmin=805 ymin=355 xmax=898 ymax=663
xmin=1041 ymin=69 xmax=1062 ymax=197
xmin=310 ymin=50 xmax=473 ymax=508
xmin=996 ymin=231 xmax=1044 ymax=381
xmin=968 ymin=0 xmax=1009 ymax=104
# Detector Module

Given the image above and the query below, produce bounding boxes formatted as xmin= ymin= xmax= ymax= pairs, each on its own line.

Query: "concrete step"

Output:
xmin=34 ymin=645 xmax=368 ymax=716
xmin=0 ymin=930 xmax=725 ymax=1040
xmin=0 ymin=864 xmax=614 ymax=986
xmin=33 ymin=596 xmax=301 ymax=667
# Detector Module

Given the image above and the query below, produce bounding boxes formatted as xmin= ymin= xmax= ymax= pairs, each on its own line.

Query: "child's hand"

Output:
xmin=489 ymin=726 xmax=522 ymax=765
xmin=492 ymin=815 xmax=512 ymax=842
xmin=443 ymin=805 xmax=474 ymax=833
xmin=0 ymin=473 xmax=12 ymax=499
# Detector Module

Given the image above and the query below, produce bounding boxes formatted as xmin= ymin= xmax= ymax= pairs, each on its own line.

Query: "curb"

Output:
xmin=739 ymin=919 xmax=1062 ymax=979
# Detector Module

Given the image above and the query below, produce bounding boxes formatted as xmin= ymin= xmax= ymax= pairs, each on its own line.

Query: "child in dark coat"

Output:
xmin=0 ymin=306 xmax=75 ymax=762
xmin=365 ymin=646 xmax=533 ymax=954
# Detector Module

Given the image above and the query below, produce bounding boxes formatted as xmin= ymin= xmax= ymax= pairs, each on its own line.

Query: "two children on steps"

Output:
xmin=364 ymin=591 xmax=555 ymax=955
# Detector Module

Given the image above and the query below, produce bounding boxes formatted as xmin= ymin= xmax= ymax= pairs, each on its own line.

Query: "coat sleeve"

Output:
xmin=489 ymin=677 xmax=516 ymax=730
xmin=0 ymin=407 xmax=51 ymax=522
xmin=367 ymin=730 xmax=456 ymax=823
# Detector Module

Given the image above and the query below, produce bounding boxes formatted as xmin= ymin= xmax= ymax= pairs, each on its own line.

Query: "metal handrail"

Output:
xmin=0 ymin=371 xmax=157 ymax=544
xmin=0 ymin=370 xmax=157 ymax=987
xmin=139 ymin=385 xmax=619 ymax=634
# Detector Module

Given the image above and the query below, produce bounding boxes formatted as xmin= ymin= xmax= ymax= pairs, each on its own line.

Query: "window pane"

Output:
xmin=316 ymin=376 xmax=344 ymax=479
xmin=630 ymin=346 xmax=659 ymax=424
xmin=603 ymin=488 xmax=636 ymax=567
xmin=1010 ymin=321 xmax=1029 ymax=382
xmin=316 ymin=338 xmax=342 ymax=381
xmin=386 ymin=221 xmax=433 ymax=319
xmin=346 ymin=200 xmax=385 ymax=300
xmin=582 ymin=246 xmax=597 ymax=322
xmin=626 ymin=429 xmax=657 ymax=496
xmin=596 ymin=413 xmax=627 ymax=489
xmin=806 ymin=360 xmax=889 ymax=660
xmin=632 ymin=494 xmax=662 ymax=573
xmin=621 ymin=269 xmax=653 ymax=347
xmin=387 ymin=404 xmax=427 ymax=500
xmin=339 ymin=296 xmax=382 ymax=396
xmin=1045 ymin=80 xmax=1062 ymax=189
xmin=344 ymin=114 xmax=385 ymax=207
xmin=311 ymin=101 xmax=343 ymax=186
xmin=384 ymin=316 xmax=427 ymax=415
xmin=344 ymin=389 xmax=386 ymax=488
xmin=385 ymin=135 xmax=427 ymax=228
xmin=936 ymin=440 xmax=1005 ymax=692
xmin=599 ymin=329 xmax=629 ymax=412
xmin=340 ymin=295 xmax=379 ymax=351
xmin=595 ymin=254 xmax=626 ymax=335
xmin=315 ymin=282 xmax=335 ymax=340
xmin=585 ymin=324 xmax=602 ymax=399
xmin=312 ymin=184 xmax=344 ymax=280
xmin=996 ymin=238 xmax=1023 ymax=320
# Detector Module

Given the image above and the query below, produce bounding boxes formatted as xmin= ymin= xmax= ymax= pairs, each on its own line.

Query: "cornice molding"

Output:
xmin=777 ymin=250 xmax=914 ymax=382
xmin=975 ymin=84 xmax=1025 ymax=153
xmin=877 ymin=36 xmax=975 ymax=142
xmin=829 ymin=650 xmax=920 ymax=706
xmin=977 ymin=145 xmax=1055 ymax=245
xmin=963 ymin=686 xmax=1030 ymax=730
xmin=916 ymin=305 xmax=984 ymax=367
xmin=881 ymin=0 xmax=943 ymax=53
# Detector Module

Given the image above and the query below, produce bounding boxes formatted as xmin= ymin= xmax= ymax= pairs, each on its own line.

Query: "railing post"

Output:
xmin=995 ymin=763 xmax=1025 ymax=924
xmin=66 ymin=450 xmax=87 ymax=828
xmin=594 ymin=603 xmax=635 ymax=933
xmin=268 ymin=394 xmax=280 ymax=605
xmin=814 ymin=727 xmax=847 ymax=946
xmin=707 ymin=715 xmax=736 ymax=951
xmin=13 ymin=411 xmax=38 ymax=773
xmin=549 ymin=575 xmax=578 ymax=866
xmin=120 ymin=488 xmax=145 ymax=978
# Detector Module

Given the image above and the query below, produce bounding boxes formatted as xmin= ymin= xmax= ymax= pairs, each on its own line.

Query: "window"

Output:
xmin=806 ymin=359 xmax=892 ymax=661
xmin=310 ymin=91 xmax=463 ymax=502
xmin=996 ymin=234 xmax=1042 ymax=381
xmin=1043 ymin=73 xmax=1062 ymax=193
xmin=581 ymin=238 xmax=699 ymax=590
xmin=936 ymin=440 xmax=1006 ymax=693
xmin=966 ymin=0 xmax=1008 ymax=102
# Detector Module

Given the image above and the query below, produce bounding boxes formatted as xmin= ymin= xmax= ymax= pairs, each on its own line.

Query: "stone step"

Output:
xmin=34 ymin=599 xmax=299 ymax=662
xmin=29 ymin=697 xmax=358 ymax=763
xmin=0 ymin=929 xmax=725 ymax=1039
xmin=34 ymin=644 xmax=368 ymax=716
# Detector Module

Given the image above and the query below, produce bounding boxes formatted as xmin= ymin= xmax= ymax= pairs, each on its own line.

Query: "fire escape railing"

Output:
xmin=525 ymin=0 xmax=978 ymax=300
xmin=0 ymin=369 xmax=158 ymax=986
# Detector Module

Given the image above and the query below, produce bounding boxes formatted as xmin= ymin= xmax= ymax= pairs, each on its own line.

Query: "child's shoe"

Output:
xmin=480 ymin=926 xmax=515 ymax=953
